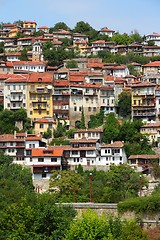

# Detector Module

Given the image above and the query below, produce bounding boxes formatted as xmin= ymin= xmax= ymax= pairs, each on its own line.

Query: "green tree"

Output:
xmin=43 ymin=47 xmax=68 ymax=66
xmin=20 ymin=48 xmax=28 ymax=61
xmin=118 ymin=91 xmax=131 ymax=118
xmin=0 ymin=151 xmax=13 ymax=165
xmin=13 ymin=20 xmax=24 ymax=27
xmin=0 ymin=42 xmax=4 ymax=53
xmin=147 ymin=40 xmax=155 ymax=46
xmin=49 ymin=170 xmax=83 ymax=202
xmin=53 ymin=120 xmax=67 ymax=138
xmin=43 ymin=128 xmax=52 ymax=139
xmin=103 ymin=164 xmax=142 ymax=202
xmin=127 ymin=64 xmax=139 ymax=76
xmin=50 ymin=22 xmax=70 ymax=32
xmin=103 ymin=113 xmax=120 ymax=143
xmin=66 ymin=60 xmax=78 ymax=68
xmin=88 ymin=108 xmax=104 ymax=129
xmin=79 ymin=106 xmax=86 ymax=129
xmin=64 ymin=210 xmax=147 ymax=240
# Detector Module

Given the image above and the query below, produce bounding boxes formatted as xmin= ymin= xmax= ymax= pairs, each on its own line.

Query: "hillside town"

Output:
xmin=1 ymin=20 xmax=160 ymax=182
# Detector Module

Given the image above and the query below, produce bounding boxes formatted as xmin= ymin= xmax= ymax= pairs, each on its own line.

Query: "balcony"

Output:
xmin=133 ymin=112 xmax=156 ymax=117
xmin=10 ymin=98 xmax=23 ymax=102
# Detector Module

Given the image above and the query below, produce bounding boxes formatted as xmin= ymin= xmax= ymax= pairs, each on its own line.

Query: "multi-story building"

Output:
xmin=13 ymin=61 xmax=46 ymax=73
xmin=27 ymin=72 xmax=53 ymax=119
xmin=98 ymin=27 xmax=115 ymax=38
xmin=70 ymin=83 xmax=101 ymax=128
xmin=100 ymin=141 xmax=127 ymax=166
xmin=140 ymin=123 xmax=160 ymax=144
xmin=143 ymin=61 xmax=160 ymax=75
xmin=4 ymin=74 xmax=28 ymax=111
xmin=33 ymin=118 xmax=56 ymax=136
xmin=73 ymin=128 xmax=103 ymax=141
xmin=100 ymin=85 xmax=115 ymax=114
xmin=131 ymin=82 xmax=156 ymax=122
xmin=23 ymin=21 xmax=37 ymax=32
xmin=145 ymin=32 xmax=160 ymax=46
xmin=53 ymin=80 xmax=70 ymax=123
xmin=91 ymin=40 xmax=115 ymax=55
xmin=17 ymin=37 xmax=34 ymax=50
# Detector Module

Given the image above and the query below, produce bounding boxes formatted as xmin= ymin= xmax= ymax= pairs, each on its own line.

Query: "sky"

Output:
xmin=0 ymin=0 xmax=160 ymax=36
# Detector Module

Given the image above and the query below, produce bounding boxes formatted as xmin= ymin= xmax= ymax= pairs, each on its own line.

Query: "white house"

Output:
xmin=13 ymin=61 xmax=46 ymax=73
xmin=100 ymin=141 xmax=127 ymax=166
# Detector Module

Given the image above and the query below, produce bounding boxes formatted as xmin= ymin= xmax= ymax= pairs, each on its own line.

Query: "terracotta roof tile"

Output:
xmin=101 ymin=141 xmax=124 ymax=148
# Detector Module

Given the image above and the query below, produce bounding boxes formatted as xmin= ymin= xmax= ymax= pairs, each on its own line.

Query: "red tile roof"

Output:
xmin=5 ymin=74 xmax=29 ymax=83
xmin=143 ymin=61 xmax=160 ymax=67
xmin=54 ymin=80 xmax=69 ymax=87
xmin=32 ymin=147 xmax=63 ymax=157
xmin=74 ymin=128 xmax=103 ymax=133
xmin=38 ymin=26 xmax=49 ymax=29
xmin=128 ymin=154 xmax=159 ymax=159
xmin=101 ymin=141 xmax=124 ymax=148
xmin=99 ymin=27 xmax=115 ymax=33
xmin=13 ymin=61 xmax=46 ymax=66
xmin=34 ymin=118 xmax=55 ymax=123
xmin=28 ymin=72 xmax=53 ymax=83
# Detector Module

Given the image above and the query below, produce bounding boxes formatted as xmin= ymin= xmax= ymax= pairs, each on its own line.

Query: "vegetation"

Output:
xmin=118 ymin=91 xmax=131 ymax=119
xmin=49 ymin=166 xmax=143 ymax=203
xmin=118 ymin=194 xmax=160 ymax=214
xmin=64 ymin=210 xmax=148 ymax=240
xmin=88 ymin=108 xmax=104 ymax=128
xmin=66 ymin=59 xmax=78 ymax=68
xmin=0 ymin=108 xmax=32 ymax=134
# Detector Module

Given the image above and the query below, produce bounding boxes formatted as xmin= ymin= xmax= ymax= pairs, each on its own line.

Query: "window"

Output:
xmin=105 ymin=149 xmax=107 ymax=153
xmin=51 ymin=157 xmax=57 ymax=162
xmin=87 ymin=150 xmax=93 ymax=155
xmin=38 ymin=157 xmax=44 ymax=162
xmin=79 ymin=107 xmax=82 ymax=111
xmin=93 ymin=107 xmax=96 ymax=112
xmin=42 ymin=173 xmax=47 ymax=178
xmin=88 ymin=107 xmax=91 ymax=112
xmin=74 ymin=107 xmax=77 ymax=111
xmin=40 ymin=124 xmax=44 ymax=128
xmin=72 ymin=151 xmax=78 ymax=155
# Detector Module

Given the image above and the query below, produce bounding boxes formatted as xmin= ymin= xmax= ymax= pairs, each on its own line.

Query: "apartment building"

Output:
xmin=4 ymin=74 xmax=28 ymax=111
xmin=131 ymin=82 xmax=156 ymax=122
xmin=27 ymin=72 xmax=53 ymax=119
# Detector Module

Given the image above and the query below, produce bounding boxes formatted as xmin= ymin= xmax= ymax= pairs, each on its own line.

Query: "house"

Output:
xmin=2 ymin=23 xmax=16 ymax=32
xmin=131 ymin=82 xmax=156 ymax=122
xmin=100 ymin=141 xmax=127 ymax=166
xmin=103 ymin=64 xmax=129 ymax=77
xmin=23 ymin=21 xmax=37 ymax=32
xmin=100 ymin=85 xmax=115 ymax=114
xmin=0 ymin=61 xmax=14 ymax=74
xmin=13 ymin=61 xmax=46 ymax=73
xmin=27 ymin=146 xmax=64 ymax=180
xmin=4 ymin=39 xmax=17 ymax=52
xmin=17 ymin=37 xmax=34 ymax=50
xmin=27 ymin=72 xmax=53 ymax=119
xmin=53 ymin=29 xmax=71 ymax=39
xmin=6 ymin=52 xmax=21 ymax=62
xmin=53 ymin=80 xmax=70 ymax=123
xmin=38 ymin=26 xmax=49 ymax=34
xmin=64 ymin=58 xmax=88 ymax=69
xmin=33 ymin=118 xmax=56 ymax=136
xmin=73 ymin=33 xmax=89 ymax=43
xmin=0 ymin=132 xmax=26 ymax=164
xmin=145 ymin=32 xmax=160 ymax=46
xmin=91 ymin=40 xmax=115 ymax=55
xmin=4 ymin=74 xmax=29 ymax=111
xmin=143 ymin=45 xmax=160 ymax=57
xmin=8 ymin=26 xmax=21 ymax=38
xmin=156 ymin=85 xmax=160 ymax=121
xmin=73 ymin=128 xmax=103 ymax=141
xmin=70 ymin=83 xmax=101 ymax=128
xmin=87 ymin=58 xmax=104 ymax=71
xmin=99 ymin=27 xmax=115 ymax=37
xmin=140 ymin=123 xmax=160 ymax=145
xmin=114 ymin=45 xmax=127 ymax=55
xmin=128 ymin=154 xmax=160 ymax=172
xmin=143 ymin=61 xmax=160 ymax=75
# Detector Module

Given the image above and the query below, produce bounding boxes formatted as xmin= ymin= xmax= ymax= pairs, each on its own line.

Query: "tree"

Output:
xmin=20 ymin=48 xmax=28 ymax=61
xmin=66 ymin=60 xmax=78 ymax=68
xmin=43 ymin=128 xmax=52 ymax=139
xmin=127 ymin=64 xmax=139 ymax=76
xmin=50 ymin=22 xmax=70 ymax=33
xmin=49 ymin=170 xmax=83 ymax=202
xmin=64 ymin=210 xmax=147 ymax=240
xmin=53 ymin=120 xmax=67 ymax=138
xmin=79 ymin=106 xmax=86 ymax=129
xmin=148 ymin=40 xmax=155 ymax=46
xmin=0 ymin=151 xmax=13 ymax=165
xmin=118 ymin=91 xmax=131 ymax=119
xmin=103 ymin=164 xmax=142 ymax=202
xmin=103 ymin=113 xmax=120 ymax=143
xmin=13 ymin=20 xmax=24 ymax=27
xmin=88 ymin=108 xmax=104 ymax=129
xmin=0 ymin=42 xmax=4 ymax=53
xmin=43 ymin=47 xmax=68 ymax=66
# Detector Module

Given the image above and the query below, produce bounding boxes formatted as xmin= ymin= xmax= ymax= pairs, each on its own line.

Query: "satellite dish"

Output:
xmin=47 ymin=85 xmax=52 ymax=90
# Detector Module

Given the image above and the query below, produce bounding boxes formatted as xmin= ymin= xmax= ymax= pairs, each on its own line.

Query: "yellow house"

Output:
xmin=34 ymin=118 xmax=57 ymax=136
xmin=8 ymin=26 xmax=22 ymax=38
xmin=27 ymin=72 xmax=53 ymax=119
xmin=131 ymin=82 xmax=156 ymax=122
xmin=23 ymin=21 xmax=37 ymax=32
xmin=140 ymin=123 xmax=160 ymax=144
